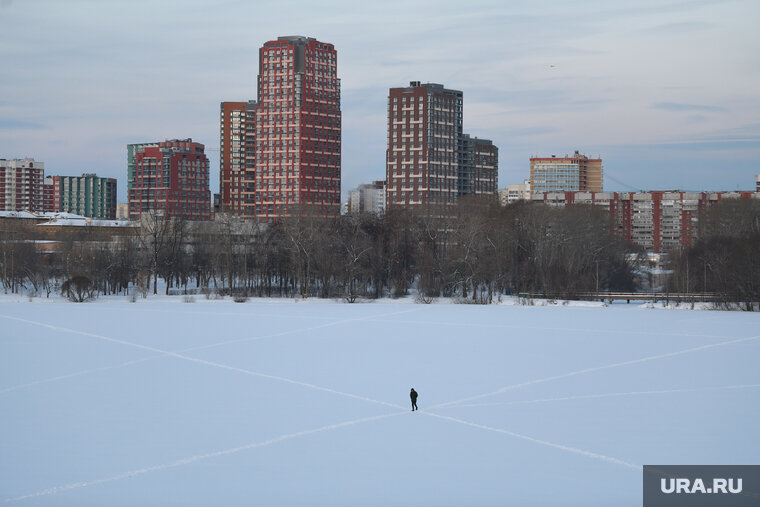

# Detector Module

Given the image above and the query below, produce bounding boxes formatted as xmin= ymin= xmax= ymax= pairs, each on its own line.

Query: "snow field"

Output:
xmin=1 ymin=298 xmax=759 ymax=506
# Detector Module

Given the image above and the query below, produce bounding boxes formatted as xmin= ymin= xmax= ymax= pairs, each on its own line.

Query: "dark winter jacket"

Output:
xmin=410 ymin=389 xmax=418 ymax=401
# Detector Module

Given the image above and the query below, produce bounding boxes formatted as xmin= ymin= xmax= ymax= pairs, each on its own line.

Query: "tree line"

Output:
xmin=0 ymin=197 xmax=637 ymax=303
xmin=2 ymin=196 xmax=757 ymax=309
xmin=668 ymin=198 xmax=760 ymax=310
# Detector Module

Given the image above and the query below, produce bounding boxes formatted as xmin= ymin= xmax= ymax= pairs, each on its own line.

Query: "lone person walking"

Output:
xmin=410 ymin=388 xmax=418 ymax=411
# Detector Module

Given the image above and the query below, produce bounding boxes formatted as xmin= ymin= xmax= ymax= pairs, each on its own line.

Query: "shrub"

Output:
xmin=61 ymin=276 xmax=97 ymax=302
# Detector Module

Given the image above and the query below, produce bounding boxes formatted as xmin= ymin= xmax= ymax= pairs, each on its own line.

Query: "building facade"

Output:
xmin=50 ymin=174 xmax=117 ymax=219
xmin=220 ymin=36 xmax=341 ymax=222
xmin=756 ymin=174 xmax=759 ymax=192
xmin=385 ymin=82 xmax=497 ymax=212
xmin=116 ymin=203 xmax=129 ymax=220
xmin=500 ymin=179 xmax=531 ymax=205
xmin=128 ymin=139 xmax=211 ymax=220
xmin=346 ymin=180 xmax=386 ymax=215
xmin=461 ymin=135 xmax=498 ymax=197
xmin=386 ymin=82 xmax=462 ymax=210
xmin=219 ymin=100 xmax=257 ymax=216
xmin=532 ymin=190 xmax=760 ymax=253
xmin=530 ymin=151 xmax=602 ymax=193
xmin=127 ymin=142 xmax=158 ymax=195
xmin=254 ymin=36 xmax=341 ymax=221
xmin=0 ymin=158 xmax=46 ymax=212
xmin=43 ymin=177 xmax=54 ymax=212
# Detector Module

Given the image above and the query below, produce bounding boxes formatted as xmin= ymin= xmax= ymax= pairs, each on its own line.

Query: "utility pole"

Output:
xmin=685 ymin=256 xmax=689 ymax=294
xmin=595 ymin=259 xmax=599 ymax=293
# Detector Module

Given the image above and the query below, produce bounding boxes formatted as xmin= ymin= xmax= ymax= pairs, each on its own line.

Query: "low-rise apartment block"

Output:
xmin=533 ymin=190 xmax=760 ymax=253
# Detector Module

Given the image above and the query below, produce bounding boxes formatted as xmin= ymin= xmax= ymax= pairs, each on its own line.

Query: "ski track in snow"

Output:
xmin=431 ymin=333 xmax=760 ymax=409
xmin=420 ymin=411 xmax=642 ymax=470
xmin=0 ymin=313 xmax=402 ymax=409
xmin=1 ymin=308 xmax=756 ymax=502
xmin=1 ymin=406 xmax=642 ymax=503
xmin=367 ymin=317 xmax=744 ymax=340
xmin=1 ymin=411 xmax=407 ymax=504
xmin=0 ymin=357 xmax=153 ymax=395
xmin=441 ymin=384 xmax=760 ymax=408
xmin=122 ymin=306 xmax=344 ymax=320
xmin=0 ymin=307 xmax=422 ymax=395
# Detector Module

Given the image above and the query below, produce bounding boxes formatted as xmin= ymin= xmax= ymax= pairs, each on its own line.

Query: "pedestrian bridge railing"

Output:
xmin=518 ymin=292 xmax=722 ymax=303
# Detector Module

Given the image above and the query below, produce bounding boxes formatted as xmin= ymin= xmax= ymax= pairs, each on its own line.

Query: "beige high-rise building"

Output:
xmin=116 ymin=203 xmax=129 ymax=220
xmin=219 ymin=100 xmax=256 ymax=217
xmin=530 ymin=151 xmax=602 ymax=193
xmin=500 ymin=179 xmax=531 ymax=205
xmin=346 ymin=180 xmax=386 ymax=215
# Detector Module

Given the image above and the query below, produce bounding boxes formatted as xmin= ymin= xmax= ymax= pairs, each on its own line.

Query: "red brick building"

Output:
xmin=220 ymin=36 xmax=341 ymax=222
xmin=385 ymin=82 xmax=498 ymax=212
xmin=0 ymin=158 xmax=46 ymax=212
xmin=43 ymin=177 xmax=55 ymax=212
xmin=128 ymin=139 xmax=210 ymax=220
xmin=386 ymin=82 xmax=462 ymax=209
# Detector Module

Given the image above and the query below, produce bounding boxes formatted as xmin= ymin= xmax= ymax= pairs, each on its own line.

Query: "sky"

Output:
xmin=1 ymin=0 xmax=759 ymax=203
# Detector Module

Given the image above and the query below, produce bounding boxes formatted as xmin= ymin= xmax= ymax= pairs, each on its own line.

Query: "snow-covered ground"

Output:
xmin=1 ymin=295 xmax=758 ymax=506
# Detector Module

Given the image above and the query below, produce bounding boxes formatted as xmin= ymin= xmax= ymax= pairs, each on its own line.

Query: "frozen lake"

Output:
xmin=1 ymin=297 xmax=759 ymax=506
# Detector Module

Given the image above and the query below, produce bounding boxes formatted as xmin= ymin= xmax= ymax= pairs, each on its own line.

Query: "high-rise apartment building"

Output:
xmin=385 ymin=81 xmax=497 ymax=211
xmin=461 ymin=135 xmax=498 ymax=197
xmin=756 ymin=174 xmax=759 ymax=192
xmin=50 ymin=174 xmax=117 ymax=219
xmin=220 ymin=36 xmax=341 ymax=221
xmin=0 ymin=158 xmax=46 ymax=212
xmin=386 ymin=82 xmax=462 ymax=209
xmin=219 ymin=100 xmax=257 ymax=216
xmin=530 ymin=151 xmax=602 ymax=193
xmin=127 ymin=142 xmax=158 ymax=195
xmin=346 ymin=180 xmax=386 ymax=215
xmin=43 ymin=177 xmax=54 ymax=212
xmin=254 ymin=36 xmax=341 ymax=221
xmin=128 ymin=139 xmax=210 ymax=220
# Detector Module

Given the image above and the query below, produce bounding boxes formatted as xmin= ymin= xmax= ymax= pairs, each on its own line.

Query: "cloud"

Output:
xmin=652 ymin=102 xmax=726 ymax=113
xmin=641 ymin=21 xmax=715 ymax=35
xmin=489 ymin=126 xmax=559 ymax=139
xmin=0 ymin=119 xmax=45 ymax=130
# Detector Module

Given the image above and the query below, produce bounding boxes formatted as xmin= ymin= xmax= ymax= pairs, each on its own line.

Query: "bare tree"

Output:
xmin=136 ymin=211 xmax=172 ymax=294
